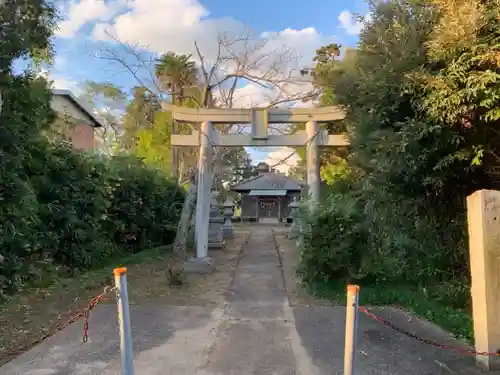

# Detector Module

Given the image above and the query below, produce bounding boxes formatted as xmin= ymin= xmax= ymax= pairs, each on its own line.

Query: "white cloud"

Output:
xmin=56 ymin=0 xmax=126 ymax=37
xmin=265 ymin=147 xmax=301 ymax=175
xmin=57 ymin=0 xmax=336 ymax=75
xmin=230 ymin=83 xmax=270 ymax=108
xmin=51 ymin=76 xmax=82 ymax=94
xmin=227 ymin=81 xmax=316 ymax=112
xmin=91 ymin=0 xmax=240 ymax=56
xmin=338 ymin=10 xmax=364 ymax=35
xmin=56 ymin=0 xmax=335 ymax=109
xmin=34 ymin=67 xmax=79 ymax=93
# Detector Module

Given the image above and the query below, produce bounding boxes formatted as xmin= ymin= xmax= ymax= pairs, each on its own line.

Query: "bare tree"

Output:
xmin=90 ymin=28 xmax=320 ymax=177
xmin=91 ymin=29 xmax=314 ymax=173
xmin=195 ymin=31 xmax=318 ymax=109
xmin=91 ymin=29 xmax=318 ymax=109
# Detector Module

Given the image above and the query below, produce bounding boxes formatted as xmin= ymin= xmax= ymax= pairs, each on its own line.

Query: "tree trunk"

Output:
xmin=178 ymin=155 xmax=185 ymax=185
xmin=173 ymin=183 xmax=197 ymax=255
xmin=168 ymin=183 xmax=197 ymax=284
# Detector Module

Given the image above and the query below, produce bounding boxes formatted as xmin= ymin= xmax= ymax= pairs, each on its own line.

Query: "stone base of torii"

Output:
xmin=164 ymin=104 xmax=348 ymax=270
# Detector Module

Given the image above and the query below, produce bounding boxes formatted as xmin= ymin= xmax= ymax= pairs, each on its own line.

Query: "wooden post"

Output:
xmin=306 ymin=121 xmax=320 ymax=208
xmin=195 ymin=121 xmax=213 ymax=259
xmin=467 ymin=189 xmax=500 ymax=370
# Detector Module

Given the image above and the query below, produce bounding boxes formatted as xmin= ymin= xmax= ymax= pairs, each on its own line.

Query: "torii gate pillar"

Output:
xmin=306 ymin=121 xmax=320 ymax=207
xmin=195 ymin=120 xmax=214 ymax=260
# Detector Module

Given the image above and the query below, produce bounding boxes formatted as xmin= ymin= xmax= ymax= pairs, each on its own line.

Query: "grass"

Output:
xmin=308 ymin=279 xmax=473 ymax=343
xmin=20 ymin=245 xmax=173 ymax=297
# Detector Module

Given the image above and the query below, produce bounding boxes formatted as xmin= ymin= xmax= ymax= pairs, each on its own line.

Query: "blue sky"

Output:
xmin=47 ymin=0 xmax=365 ymax=171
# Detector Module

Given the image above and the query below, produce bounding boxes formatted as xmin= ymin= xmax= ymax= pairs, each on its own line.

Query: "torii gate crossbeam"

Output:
xmin=163 ymin=103 xmax=348 ymax=262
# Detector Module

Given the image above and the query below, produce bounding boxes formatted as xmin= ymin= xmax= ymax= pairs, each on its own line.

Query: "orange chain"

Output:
xmin=358 ymin=306 xmax=500 ymax=357
xmin=5 ymin=286 xmax=116 ymax=358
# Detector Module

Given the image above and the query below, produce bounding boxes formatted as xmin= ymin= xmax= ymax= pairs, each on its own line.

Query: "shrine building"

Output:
xmin=231 ymin=163 xmax=303 ymax=222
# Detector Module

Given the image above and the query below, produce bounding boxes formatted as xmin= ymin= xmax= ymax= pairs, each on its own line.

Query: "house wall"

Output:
xmin=51 ymin=95 xmax=96 ymax=151
xmin=51 ymin=95 xmax=96 ymax=126
xmin=68 ymin=123 xmax=95 ymax=151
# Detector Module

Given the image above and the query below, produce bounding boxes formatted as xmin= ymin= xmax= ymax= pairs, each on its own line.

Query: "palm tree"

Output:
xmin=155 ymin=52 xmax=198 ymax=105
xmin=155 ymin=52 xmax=199 ymax=182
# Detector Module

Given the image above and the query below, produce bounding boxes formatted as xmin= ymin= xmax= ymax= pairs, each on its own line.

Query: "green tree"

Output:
xmin=0 ymin=0 xmax=56 ymax=73
xmin=313 ymin=43 xmax=341 ymax=106
xmin=299 ymin=0 xmax=474 ymax=287
xmin=414 ymin=0 xmax=500 ymax=190
xmin=133 ymin=110 xmax=174 ymax=172
xmin=0 ymin=0 xmax=58 ymax=293
xmin=78 ymin=81 xmax=129 ymax=153
xmin=122 ymin=86 xmax=161 ymax=148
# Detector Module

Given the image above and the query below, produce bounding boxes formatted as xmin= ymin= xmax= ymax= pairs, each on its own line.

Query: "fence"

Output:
xmin=5 ymin=267 xmax=135 ymax=375
xmin=6 ymin=278 xmax=499 ymax=375
xmin=344 ymin=285 xmax=500 ymax=375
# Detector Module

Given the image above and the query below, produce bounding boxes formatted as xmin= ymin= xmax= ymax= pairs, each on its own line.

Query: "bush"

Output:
xmin=298 ymin=182 xmax=469 ymax=290
xmin=297 ymin=192 xmax=368 ymax=284
xmin=0 ymin=76 xmax=58 ymax=295
xmin=27 ymin=140 xmax=112 ymax=270
xmin=105 ymin=155 xmax=185 ymax=252
xmin=0 ymin=139 xmax=185 ymax=295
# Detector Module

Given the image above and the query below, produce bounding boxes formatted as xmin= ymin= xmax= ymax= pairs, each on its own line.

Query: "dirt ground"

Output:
xmin=0 ymin=228 xmax=250 ymax=366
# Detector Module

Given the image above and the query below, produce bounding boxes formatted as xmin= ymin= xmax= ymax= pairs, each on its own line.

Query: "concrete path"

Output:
xmin=0 ymin=226 xmax=490 ymax=375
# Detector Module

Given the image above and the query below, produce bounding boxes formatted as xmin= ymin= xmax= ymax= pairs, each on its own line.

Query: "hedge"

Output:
xmin=0 ymin=139 xmax=184 ymax=296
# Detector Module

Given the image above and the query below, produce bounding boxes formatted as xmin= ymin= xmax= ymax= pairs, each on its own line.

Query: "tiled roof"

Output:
xmin=52 ymin=89 xmax=104 ymax=128
xmin=231 ymin=173 xmax=303 ymax=191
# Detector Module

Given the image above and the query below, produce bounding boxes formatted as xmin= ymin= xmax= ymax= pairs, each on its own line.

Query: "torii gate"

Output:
xmin=163 ymin=103 xmax=348 ymax=262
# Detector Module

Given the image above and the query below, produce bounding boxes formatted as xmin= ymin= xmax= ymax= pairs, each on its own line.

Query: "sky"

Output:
xmin=47 ymin=0 xmax=367 ymax=173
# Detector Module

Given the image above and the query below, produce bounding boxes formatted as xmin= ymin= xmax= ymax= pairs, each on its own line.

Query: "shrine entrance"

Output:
xmin=165 ymin=103 xmax=348 ymax=260
xmin=258 ymin=198 xmax=278 ymax=219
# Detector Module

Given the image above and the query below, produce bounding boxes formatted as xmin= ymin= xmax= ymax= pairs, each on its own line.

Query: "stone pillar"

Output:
xmin=306 ymin=121 xmax=320 ymax=209
xmin=288 ymin=197 xmax=300 ymax=240
xmin=278 ymin=197 xmax=282 ymax=221
xmin=208 ymin=191 xmax=225 ymax=249
xmin=467 ymin=189 xmax=500 ymax=370
xmin=255 ymin=197 xmax=259 ymax=221
xmin=222 ymin=197 xmax=235 ymax=238
xmin=195 ymin=121 xmax=214 ymax=259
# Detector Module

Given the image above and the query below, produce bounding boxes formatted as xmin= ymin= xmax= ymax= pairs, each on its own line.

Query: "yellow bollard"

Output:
xmin=113 ymin=267 xmax=134 ymax=375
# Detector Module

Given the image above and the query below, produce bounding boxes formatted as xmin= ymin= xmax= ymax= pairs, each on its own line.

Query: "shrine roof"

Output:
xmin=230 ymin=173 xmax=303 ymax=192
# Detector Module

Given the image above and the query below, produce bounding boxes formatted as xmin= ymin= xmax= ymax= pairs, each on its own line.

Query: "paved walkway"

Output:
xmin=0 ymin=226 xmax=489 ymax=375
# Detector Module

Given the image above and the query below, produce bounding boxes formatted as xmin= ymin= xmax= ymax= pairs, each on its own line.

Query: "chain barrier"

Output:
xmin=357 ymin=306 xmax=500 ymax=357
xmin=6 ymin=285 xmax=117 ymax=357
